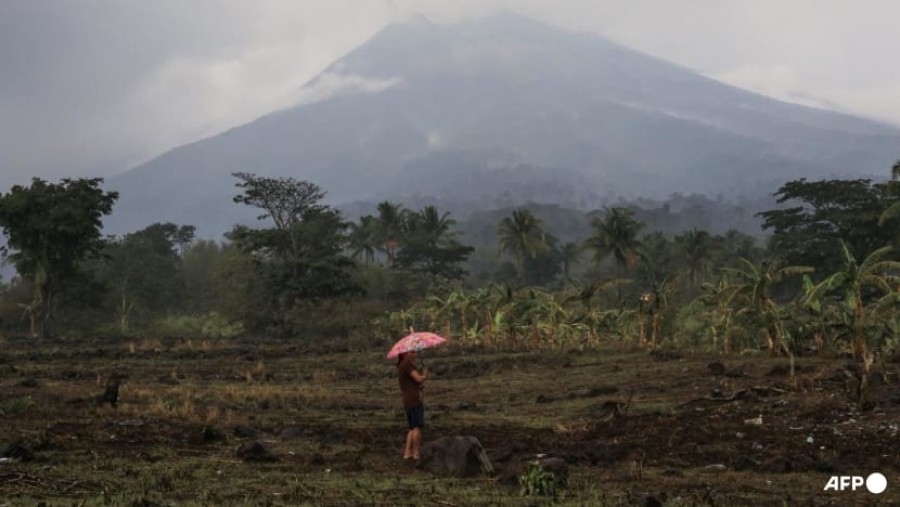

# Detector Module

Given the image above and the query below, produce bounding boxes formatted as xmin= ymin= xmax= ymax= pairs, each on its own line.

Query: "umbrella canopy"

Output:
xmin=386 ymin=332 xmax=447 ymax=359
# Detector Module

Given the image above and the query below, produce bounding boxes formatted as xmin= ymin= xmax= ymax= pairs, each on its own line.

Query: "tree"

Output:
xmin=74 ymin=222 xmax=192 ymax=334
xmin=0 ymin=178 xmax=118 ymax=338
xmin=674 ymin=228 xmax=716 ymax=287
xmin=376 ymin=201 xmax=406 ymax=264
xmin=521 ymin=234 xmax=563 ymax=287
xmin=639 ymin=231 xmax=676 ymax=284
xmin=95 ymin=230 xmax=180 ymax=332
xmin=181 ymin=240 xmax=224 ymax=314
xmin=232 ymin=172 xmax=325 ymax=230
xmin=714 ymin=229 xmax=764 ymax=270
xmin=559 ymin=242 xmax=582 ymax=282
xmin=878 ymin=160 xmax=900 ymax=227
xmin=585 ymin=207 xmax=644 ymax=273
xmin=497 ymin=209 xmax=548 ymax=286
xmin=395 ymin=206 xmax=474 ymax=283
xmin=759 ymin=179 xmax=899 ymax=275
xmin=347 ymin=215 xmax=379 ymax=265
xmin=229 ymin=174 xmax=361 ymax=333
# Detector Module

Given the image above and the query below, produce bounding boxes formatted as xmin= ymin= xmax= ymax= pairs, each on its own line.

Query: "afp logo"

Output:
xmin=824 ymin=473 xmax=887 ymax=494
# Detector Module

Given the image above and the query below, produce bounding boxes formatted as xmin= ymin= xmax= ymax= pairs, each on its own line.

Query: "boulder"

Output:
xmin=187 ymin=426 xmax=226 ymax=445
xmin=235 ymin=441 xmax=277 ymax=462
xmin=233 ymin=425 xmax=259 ymax=438
xmin=706 ymin=361 xmax=726 ymax=376
xmin=1 ymin=442 xmax=34 ymax=462
xmin=418 ymin=436 xmax=493 ymax=477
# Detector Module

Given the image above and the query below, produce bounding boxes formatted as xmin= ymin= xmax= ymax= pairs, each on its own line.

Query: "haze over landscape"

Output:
xmin=5 ymin=6 xmax=900 ymax=504
xmin=3 ymin=2 xmax=900 ymax=238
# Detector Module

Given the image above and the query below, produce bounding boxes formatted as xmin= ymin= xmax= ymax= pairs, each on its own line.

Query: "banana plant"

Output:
xmin=802 ymin=242 xmax=900 ymax=398
xmin=696 ymin=277 xmax=742 ymax=353
xmin=721 ymin=258 xmax=814 ymax=356
xmin=642 ymin=272 xmax=680 ymax=349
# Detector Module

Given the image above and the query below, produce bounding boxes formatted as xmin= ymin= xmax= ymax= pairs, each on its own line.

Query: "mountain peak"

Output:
xmin=325 ymin=11 xmax=613 ymax=82
xmin=107 ymin=13 xmax=900 ymax=237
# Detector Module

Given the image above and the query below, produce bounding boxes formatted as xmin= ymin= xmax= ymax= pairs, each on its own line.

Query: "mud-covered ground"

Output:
xmin=1 ymin=336 xmax=899 ymax=506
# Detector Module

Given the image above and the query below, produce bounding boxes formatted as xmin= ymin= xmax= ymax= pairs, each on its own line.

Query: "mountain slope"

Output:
xmin=105 ymin=12 xmax=900 ymax=237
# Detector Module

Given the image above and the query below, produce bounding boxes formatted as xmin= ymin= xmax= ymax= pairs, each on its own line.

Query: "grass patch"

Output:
xmin=0 ymin=395 xmax=35 ymax=416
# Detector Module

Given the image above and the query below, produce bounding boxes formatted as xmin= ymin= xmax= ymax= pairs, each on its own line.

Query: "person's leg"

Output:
xmin=403 ymin=430 xmax=414 ymax=459
xmin=411 ymin=427 xmax=422 ymax=459
xmin=403 ymin=406 xmax=417 ymax=459
xmin=411 ymin=404 xmax=425 ymax=459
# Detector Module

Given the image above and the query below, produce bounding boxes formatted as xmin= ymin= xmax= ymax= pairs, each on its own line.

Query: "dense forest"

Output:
xmin=2 ymin=165 xmax=899 ymax=384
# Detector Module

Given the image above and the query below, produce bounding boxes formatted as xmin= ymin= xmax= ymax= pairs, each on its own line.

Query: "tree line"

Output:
xmin=1 ymin=166 xmax=898 ymax=369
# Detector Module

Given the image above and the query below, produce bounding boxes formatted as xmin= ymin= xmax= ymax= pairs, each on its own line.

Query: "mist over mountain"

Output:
xmin=104 ymin=12 xmax=900 ymax=238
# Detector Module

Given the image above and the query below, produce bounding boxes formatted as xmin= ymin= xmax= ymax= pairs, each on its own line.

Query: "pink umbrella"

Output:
xmin=386 ymin=331 xmax=447 ymax=359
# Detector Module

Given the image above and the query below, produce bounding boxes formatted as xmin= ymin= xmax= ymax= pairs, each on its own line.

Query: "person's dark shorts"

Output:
xmin=405 ymin=404 xmax=425 ymax=429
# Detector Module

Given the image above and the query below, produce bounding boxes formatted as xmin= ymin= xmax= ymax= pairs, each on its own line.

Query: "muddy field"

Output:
xmin=1 ymin=337 xmax=899 ymax=506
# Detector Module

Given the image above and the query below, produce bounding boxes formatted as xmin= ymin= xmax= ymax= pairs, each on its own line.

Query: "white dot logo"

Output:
xmin=866 ymin=473 xmax=887 ymax=494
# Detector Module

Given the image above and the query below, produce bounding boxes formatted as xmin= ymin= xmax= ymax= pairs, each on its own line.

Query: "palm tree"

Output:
xmin=497 ymin=209 xmax=548 ymax=286
xmin=376 ymin=201 xmax=405 ymax=263
xmin=585 ymin=207 xmax=644 ymax=273
xmin=559 ymin=241 xmax=582 ymax=282
xmin=675 ymin=228 xmax=716 ymax=287
xmin=415 ymin=206 xmax=456 ymax=243
xmin=347 ymin=215 xmax=379 ymax=264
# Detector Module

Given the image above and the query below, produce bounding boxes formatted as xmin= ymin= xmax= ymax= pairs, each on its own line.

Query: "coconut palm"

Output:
xmin=376 ymin=201 xmax=405 ymax=263
xmin=497 ymin=209 xmax=548 ymax=286
xmin=413 ymin=205 xmax=456 ymax=242
xmin=675 ymin=228 xmax=716 ymax=287
xmin=347 ymin=215 xmax=379 ymax=264
xmin=585 ymin=207 xmax=644 ymax=273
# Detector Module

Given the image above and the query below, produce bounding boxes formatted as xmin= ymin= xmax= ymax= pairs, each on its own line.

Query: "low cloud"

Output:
xmin=297 ymin=72 xmax=405 ymax=105
xmin=710 ymin=63 xmax=819 ymax=107
xmin=3 ymin=0 xmax=900 ymax=190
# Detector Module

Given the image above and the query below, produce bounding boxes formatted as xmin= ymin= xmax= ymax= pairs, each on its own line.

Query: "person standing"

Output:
xmin=397 ymin=350 xmax=428 ymax=460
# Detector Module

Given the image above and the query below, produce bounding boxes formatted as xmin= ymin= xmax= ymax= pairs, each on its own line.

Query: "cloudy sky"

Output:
xmin=2 ymin=0 xmax=899 ymax=191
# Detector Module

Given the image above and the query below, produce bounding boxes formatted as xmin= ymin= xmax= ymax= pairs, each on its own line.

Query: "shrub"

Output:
xmin=153 ymin=312 xmax=243 ymax=339
xmin=519 ymin=460 xmax=566 ymax=497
